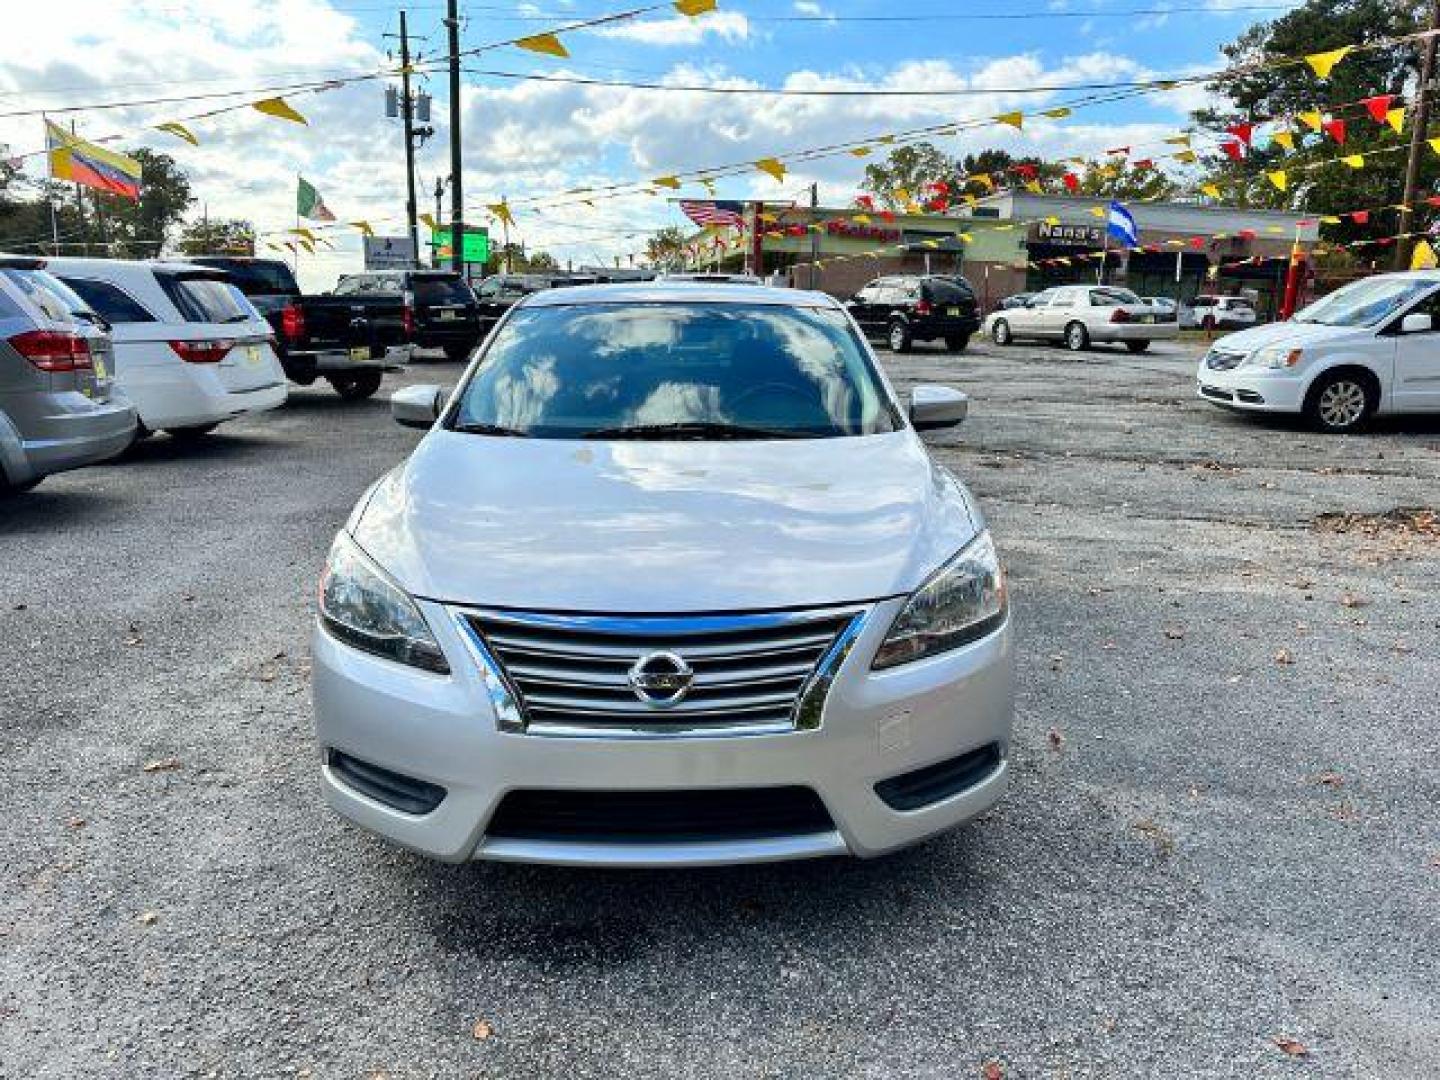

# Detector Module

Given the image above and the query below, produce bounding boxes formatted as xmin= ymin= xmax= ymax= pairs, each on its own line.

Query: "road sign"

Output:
xmin=430 ymin=225 xmax=490 ymax=265
xmin=363 ymin=236 xmax=417 ymax=269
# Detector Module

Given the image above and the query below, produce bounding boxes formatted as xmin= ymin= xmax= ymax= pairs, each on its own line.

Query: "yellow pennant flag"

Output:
xmin=1024 ymin=180 xmax=1043 ymax=194
xmin=349 ymin=220 xmax=375 ymax=237
xmin=754 ymin=157 xmax=786 ymax=183
xmin=488 ymin=201 xmax=515 ymax=227
xmin=1430 ymin=137 xmax=1440 ymax=156
xmin=516 ymin=32 xmax=568 ymax=58
xmin=419 ymin=212 xmax=438 ymax=231
xmin=1266 ymin=169 xmax=1288 ymax=191
xmin=1043 ymin=215 xmax=1060 ymax=226
xmin=956 ymin=232 xmax=972 ymax=242
xmin=757 ymin=212 xmax=778 ymax=223
xmin=288 ymin=227 xmax=318 ymax=243
xmin=996 ymin=111 xmax=1024 ymax=130
xmin=674 ymin=0 xmax=717 ymax=14
xmin=851 ymin=214 xmax=872 ymax=224
xmin=1088 ymin=206 xmax=1106 ymax=218
xmin=1164 ymin=133 xmax=1191 ymax=147
xmin=298 ymin=238 xmax=316 ymax=253
xmin=1385 ymin=107 xmax=1405 ymax=133
xmin=155 ymin=121 xmax=198 ymax=145
xmin=253 ymin=97 xmax=308 ymax=125
xmin=1411 ymin=238 xmax=1438 ymax=270
xmin=1320 ymin=215 xmax=1342 ymax=224
xmin=1041 ymin=107 xmax=1072 ymax=119
xmin=849 ymin=147 xmax=872 ymax=157
xmin=652 ymin=175 xmax=681 ymax=189
xmin=877 ymin=135 xmax=896 ymax=144
xmin=1341 ymin=154 xmax=1365 ymax=168
xmin=1200 ymin=183 xmax=1222 ymax=199
xmin=699 ymin=177 xmax=716 ymax=195
xmin=1173 ymin=149 xmax=1198 ymax=164
xmin=892 ymin=187 xmax=911 ymax=203
xmin=1304 ymin=46 xmax=1350 ymax=79
xmin=1296 ymin=110 xmax=1323 ymax=132
xmin=1271 ymin=130 xmax=1295 ymax=151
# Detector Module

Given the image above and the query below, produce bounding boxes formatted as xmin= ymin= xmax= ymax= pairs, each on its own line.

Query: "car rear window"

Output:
xmin=924 ymin=279 xmax=973 ymax=304
xmin=157 ymin=273 xmax=255 ymax=323
xmin=0 ymin=268 xmax=88 ymax=324
xmin=196 ymin=259 xmax=299 ymax=297
xmin=413 ymin=276 xmax=473 ymax=304
xmin=1091 ymin=288 xmax=1141 ymax=306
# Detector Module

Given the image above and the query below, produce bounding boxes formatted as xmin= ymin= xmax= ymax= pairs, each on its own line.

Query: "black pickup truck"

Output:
xmin=183 ymin=257 xmax=409 ymax=399
xmin=334 ymin=270 xmax=481 ymax=360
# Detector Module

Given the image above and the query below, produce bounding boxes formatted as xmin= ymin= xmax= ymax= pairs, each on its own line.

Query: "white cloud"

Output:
xmin=594 ymin=12 xmax=750 ymax=47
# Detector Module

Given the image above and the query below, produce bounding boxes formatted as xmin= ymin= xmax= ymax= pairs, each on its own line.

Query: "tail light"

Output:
xmin=168 ymin=339 xmax=234 ymax=364
xmin=1109 ymin=308 xmax=1132 ymax=323
xmin=280 ymin=303 xmax=305 ymax=342
xmin=914 ymin=299 xmax=933 ymax=316
xmin=402 ymin=302 xmax=416 ymax=337
xmin=8 ymin=329 xmax=93 ymax=372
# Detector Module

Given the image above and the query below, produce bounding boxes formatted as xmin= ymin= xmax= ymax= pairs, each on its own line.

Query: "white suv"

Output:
xmin=311 ymin=283 xmax=1014 ymax=866
xmin=1196 ymin=271 xmax=1440 ymax=432
xmin=1182 ymin=295 xmax=1258 ymax=330
xmin=48 ymin=259 xmax=286 ymax=441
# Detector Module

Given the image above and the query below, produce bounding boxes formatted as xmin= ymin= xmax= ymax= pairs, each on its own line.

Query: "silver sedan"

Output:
xmin=984 ymin=284 xmax=1179 ymax=353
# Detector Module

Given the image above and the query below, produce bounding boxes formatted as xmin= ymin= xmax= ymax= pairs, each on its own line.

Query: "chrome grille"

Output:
xmin=457 ymin=607 xmax=867 ymax=737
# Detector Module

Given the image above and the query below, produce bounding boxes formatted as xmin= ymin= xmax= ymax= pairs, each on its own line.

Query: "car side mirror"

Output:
xmin=1401 ymin=312 xmax=1433 ymax=334
xmin=910 ymin=385 xmax=969 ymax=430
xmin=392 ymin=384 xmax=445 ymax=429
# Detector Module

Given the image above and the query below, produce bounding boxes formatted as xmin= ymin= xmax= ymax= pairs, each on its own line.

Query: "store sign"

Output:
xmin=430 ymin=226 xmax=491 ymax=265
xmin=823 ymin=219 xmax=901 ymax=242
xmin=363 ymin=236 xmax=417 ymax=269
xmin=1031 ymin=221 xmax=1104 ymax=247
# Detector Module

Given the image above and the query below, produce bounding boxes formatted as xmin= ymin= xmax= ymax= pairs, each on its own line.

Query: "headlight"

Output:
xmin=1248 ymin=345 xmax=1303 ymax=369
xmin=318 ymin=532 xmax=449 ymax=673
xmin=872 ymin=531 xmax=1007 ymax=670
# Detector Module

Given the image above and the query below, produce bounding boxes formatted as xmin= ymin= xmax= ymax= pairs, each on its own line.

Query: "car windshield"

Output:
xmin=450 ymin=302 xmax=899 ymax=440
xmin=1292 ymin=277 xmax=1435 ymax=327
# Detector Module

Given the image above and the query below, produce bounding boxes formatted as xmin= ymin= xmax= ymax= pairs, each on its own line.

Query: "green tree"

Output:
xmin=178 ymin=217 xmax=256 ymax=255
xmin=1194 ymin=0 xmax=1430 ymax=241
xmin=102 ymin=149 xmax=194 ymax=253
xmin=1076 ymin=159 xmax=1180 ymax=201
xmin=644 ymin=225 xmax=690 ymax=270
xmin=861 ymin=143 xmax=958 ymax=206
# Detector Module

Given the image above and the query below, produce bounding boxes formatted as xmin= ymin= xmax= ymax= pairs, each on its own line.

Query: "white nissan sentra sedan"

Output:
xmin=311 ymin=283 xmax=1014 ymax=867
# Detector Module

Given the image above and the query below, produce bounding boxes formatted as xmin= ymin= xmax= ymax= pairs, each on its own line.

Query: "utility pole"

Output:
xmin=808 ymin=182 xmax=820 ymax=290
xmin=398 ymin=11 xmax=420 ymax=263
xmin=501 ymin=193 xmax=512 ymax=272
xmin=1397 ymin=1 xmax=1440 ymax=270
xmin=433 ymin=176 xmax=446 ymax=267
xmin=445 ymin=0 xmax=464 ymax=274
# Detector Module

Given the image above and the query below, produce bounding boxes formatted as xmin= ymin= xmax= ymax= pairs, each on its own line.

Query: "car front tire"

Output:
xmin=1064 ymin=321 xmax=1090 ymax=352
xmin=991 ymin=319 xmax=1012 ymax=346
xmin=888 ymin=320 xmax=913 ymax=353
xmin=328 ymin=371 xmax=384 ymax=400
xmin=944 ymin=333 xmax=972 ymax=352
xmin=1305 ymin=371 xmax=1376 ymax=433
xmin=165 ymin=423 xmax=219 ymax=441
xmin=1125 ymin=340 xmax=1150 ymax=353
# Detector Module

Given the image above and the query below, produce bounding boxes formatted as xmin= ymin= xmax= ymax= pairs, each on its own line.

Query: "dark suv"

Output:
xmin=335 ymin=271 xmax=481 ymax=360
xmin=845 ymin=274 xmax=981 ymax=353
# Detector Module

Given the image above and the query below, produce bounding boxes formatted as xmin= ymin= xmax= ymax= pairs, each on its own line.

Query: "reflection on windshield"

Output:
xmin=1293 ymin=278 xmax=1434 ymax=327
xmin=450 ymin=303 xmax=898 ymax=439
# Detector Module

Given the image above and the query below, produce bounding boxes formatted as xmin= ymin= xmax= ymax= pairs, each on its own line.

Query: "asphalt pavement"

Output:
xmin=2 ymin=337 xmax=1437 ymax=1078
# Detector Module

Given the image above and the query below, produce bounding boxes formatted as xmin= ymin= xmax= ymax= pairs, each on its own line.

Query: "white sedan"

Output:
xmin=984 ymin=284 xmax=1179 ymax=353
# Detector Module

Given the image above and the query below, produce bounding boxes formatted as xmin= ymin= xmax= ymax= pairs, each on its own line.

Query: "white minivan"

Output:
xmin=1197 ymin=271 xmax=1440 ymax=432
xmin=48 ymin=258 xmax=287 ymax=440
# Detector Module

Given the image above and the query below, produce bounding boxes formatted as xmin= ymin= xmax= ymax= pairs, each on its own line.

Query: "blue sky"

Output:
xmin=1 ymin=0 xmax=1301 ymax=286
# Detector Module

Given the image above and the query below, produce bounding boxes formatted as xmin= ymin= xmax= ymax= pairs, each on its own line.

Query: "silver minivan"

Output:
xmin=0 ymin=257 xmax=136 ymax=495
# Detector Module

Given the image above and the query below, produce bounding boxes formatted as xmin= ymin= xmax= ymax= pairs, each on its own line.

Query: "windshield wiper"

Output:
xmin=581 ymin=421 xmax=811 ymax=441
xmin=451 ymin=421 xmax=531 ymax=437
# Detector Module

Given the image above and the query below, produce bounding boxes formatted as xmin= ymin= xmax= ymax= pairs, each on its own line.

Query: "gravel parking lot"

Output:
xmin=3 ymin=338 xmax=1437 ymax=1078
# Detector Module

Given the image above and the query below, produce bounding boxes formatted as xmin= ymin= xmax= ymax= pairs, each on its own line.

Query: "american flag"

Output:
xmin=679 ymin=200 xmax=745 ymax=229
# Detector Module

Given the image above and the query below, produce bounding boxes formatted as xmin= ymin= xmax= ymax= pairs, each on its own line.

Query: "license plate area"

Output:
xmin=349 ymin=346 xmax=373 ymax=362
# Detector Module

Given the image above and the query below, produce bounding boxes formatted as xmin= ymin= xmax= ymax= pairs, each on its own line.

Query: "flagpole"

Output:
xmin=293 ymin=173 xmax=301 ymax=276
xmin=42 ymin=114 xmax=60 ymax=253
xmin=1097 ymin=228 xmax=1108 ymax=285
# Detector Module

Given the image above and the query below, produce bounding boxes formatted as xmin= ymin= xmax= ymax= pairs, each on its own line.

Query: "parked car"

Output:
xmin=993 ymin=292 xmax=1034 ymax=312
xmin=845 ymin=274 xmax=982 ymax=352
xmin=0 ymin=257 xmax=135 ymax=494
xmin=472 ymin=273 xmax=594 ymax=336
xmin=183 ymin=256 xmax=408 ymax=399
xmin=659 ymin=272 xmax=763 ymax=285
xmin=1141 ymin=296 xmax=1179 ymax=320
xmin=48 ymin=258 xmax=286 ymax=440
xmin=1181 ymin=295 xmax=1258 ymax=331
xmin=312 ymin=282 xmax=1013 ymax=866
xmin=1196 ymin=270 xmax=1440 ymax=433
xmin=983 ymin=285 xmax=1179 ymax=353
xmin=334 ymin=270 xmax=480 ymax=361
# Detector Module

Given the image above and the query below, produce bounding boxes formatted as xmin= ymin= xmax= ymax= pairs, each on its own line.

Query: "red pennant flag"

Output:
xmin=1323 ymin=118 xmax=1347 ymax=144
xmin=1013 ymin=163 xmax=1037 ymax=180
xmin=878 ymin=210 xmax=895 ymax=222
xmin=1221 ymin=140 xmax=1245 ymax=161
xmin=1189 ymin=236 xmax=1206 ymax=249
xmin=1350 ymin=209 xmax=1369 ymax=224
xmin=1062 ymin=172 xmax=1079 ymax=192
xmin=929 ymin=180 xmax=950 ymax=194
xmin=1106 ymin=145 xmax=1130 ymax=157
xmin=1133 ymin=158 xmax=1154 ymax=170
xmin=1362 ymin=94 xmax=1395 ymax=124
xmin=1426 ymin=195 xmax=1440 ymax=207
xmin=855 ymin=194 xmax=875 ymax=210
xmin=1238 ymin=228 xmax=1257 ymax=240
xmin=930 ymin=196 xmax=950 ymax=212
xmin=1225 ymin=122 xmax=1254 ymax=146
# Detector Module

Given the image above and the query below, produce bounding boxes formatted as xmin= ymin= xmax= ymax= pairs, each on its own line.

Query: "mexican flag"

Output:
xmin=296 ymin=176 xmax=335 ymax=221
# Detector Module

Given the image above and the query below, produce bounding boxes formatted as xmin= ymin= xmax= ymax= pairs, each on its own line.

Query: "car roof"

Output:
xmin=43 ymin=257 xmax=222 ymax=277
xmin=518 ymin=282 xmax=844 ymax=308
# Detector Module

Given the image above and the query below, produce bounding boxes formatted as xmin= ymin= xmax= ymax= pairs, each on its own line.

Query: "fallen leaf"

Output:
xmin=981 ymin=1061 xmax=1004 ymax=1080
xmin=1274 ymin=649 xmax=1295 ymax=666
xmin=1272 ymin=1036 xmax=1308 ymax=1058
xmin=472 ymin=1018 xmax=495 ymax=1041
xmin=1046 ymin=728 xmax=1063 ymax=750
xmin=67 ymin=816 xmax=86 ymax=829
xmin=1163 ymin=626 xmax=1185 ymax=640
xmin=137 ymin=911 xmax=159 ymax=926
xmin=1339 ymin=593 xmax=1368 ymax=609
xmin=1133 ymin=818 xmax=1176 ymax=857
xmin=142 ymin=757 xmax=181 ymax=773
xmin=1315 ymin=770 xmax=1344 ymax=788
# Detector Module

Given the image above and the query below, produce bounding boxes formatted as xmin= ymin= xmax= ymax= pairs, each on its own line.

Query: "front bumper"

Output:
xmin=311 ymin=597 xmax=1015 ymax=866
xmin=1195 ymin=361 xmax=1307 ymax=413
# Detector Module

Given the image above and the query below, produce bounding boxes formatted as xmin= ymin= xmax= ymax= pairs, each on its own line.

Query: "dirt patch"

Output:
xmin=1313 ymin=508 xmax=1440 ymax=541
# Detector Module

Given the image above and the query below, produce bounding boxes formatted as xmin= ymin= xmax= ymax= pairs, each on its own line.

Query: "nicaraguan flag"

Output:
xmin=1106 ymin=200 xmax=1138 ymax=246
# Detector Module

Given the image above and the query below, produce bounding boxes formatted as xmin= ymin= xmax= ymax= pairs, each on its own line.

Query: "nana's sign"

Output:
xmin=1031 ymin=221 xmax=1105 ymax=247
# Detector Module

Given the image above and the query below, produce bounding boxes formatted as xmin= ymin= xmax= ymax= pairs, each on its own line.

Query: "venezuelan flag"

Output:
xmin=46 ymin=121 xmax=142 ymax=200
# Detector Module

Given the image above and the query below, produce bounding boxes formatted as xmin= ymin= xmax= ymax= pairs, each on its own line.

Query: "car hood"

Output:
xmin=1211 ymin=320 xmax=1364 ymax=353
xmin=351 ymin=430 xmax=979 ymax=612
